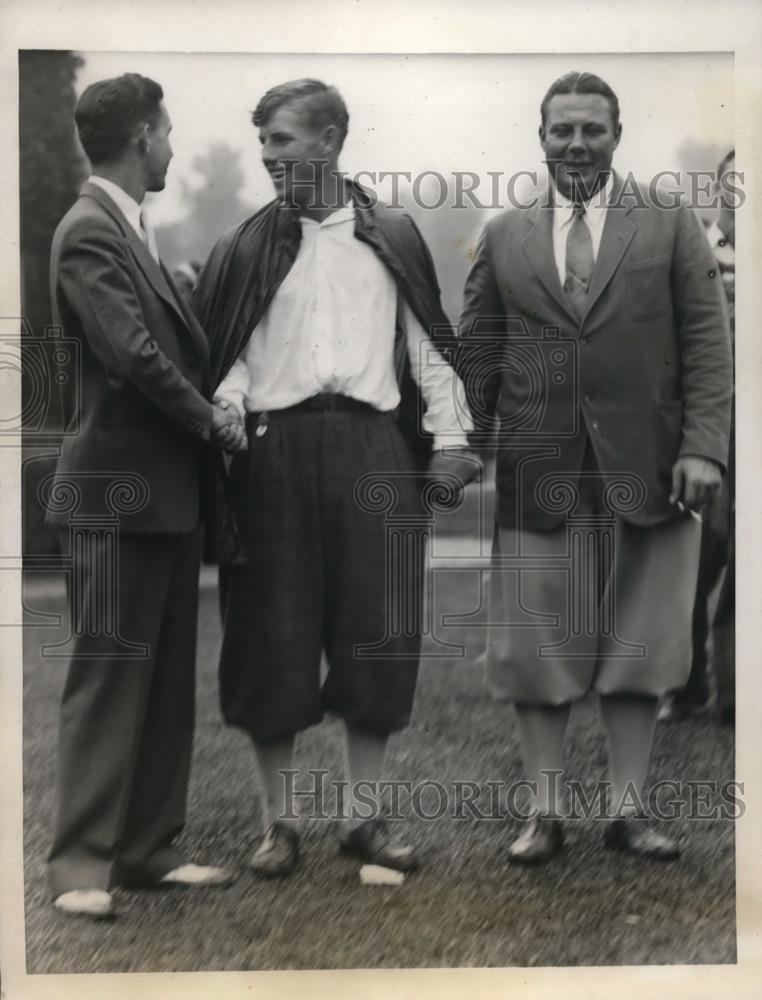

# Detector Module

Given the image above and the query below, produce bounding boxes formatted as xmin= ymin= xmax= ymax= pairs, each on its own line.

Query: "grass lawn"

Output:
xmin=22 ymin=550 xmax=735 ymax=973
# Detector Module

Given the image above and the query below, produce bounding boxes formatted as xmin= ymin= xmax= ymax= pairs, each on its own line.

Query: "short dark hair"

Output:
xmin=540 ymin=71 xmax=621 ymax=130
xmin=717 ymin=148 xmax=735 ymax=176
xmin=251 ymin=78 xmax=349 ymax=149
xmin=75 ymin=73 xmax=164 ymax=165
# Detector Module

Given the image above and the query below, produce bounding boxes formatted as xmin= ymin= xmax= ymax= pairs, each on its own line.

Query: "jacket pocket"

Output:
xmin=625 ymin=254 xmax=672 ymax=320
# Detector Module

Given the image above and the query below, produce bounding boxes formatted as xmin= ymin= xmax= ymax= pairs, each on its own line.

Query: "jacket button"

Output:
xmin=708 ymin=269 xmax=716 ymax=278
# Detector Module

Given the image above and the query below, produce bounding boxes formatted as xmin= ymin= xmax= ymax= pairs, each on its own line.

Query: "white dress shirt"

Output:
xmin=551 ymin=174 xmax=613 ymax=284
xmin=215 ymin=204 xmax=472 ymax=449
xmin=88 ymin=175 xmax=160 ymax=262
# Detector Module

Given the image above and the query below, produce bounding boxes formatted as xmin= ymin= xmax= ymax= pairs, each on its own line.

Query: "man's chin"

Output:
xmin=552 ymin=170 xmax=602 ymax=202
xmin=563 ymin=167 xmax=605 ymax=198
xmin=273 ymin=186 xmax=309 ymax=211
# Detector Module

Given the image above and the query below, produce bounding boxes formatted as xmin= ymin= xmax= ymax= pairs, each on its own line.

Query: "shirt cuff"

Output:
xmin=433 ymin=435 xmax=471 ymax=451
xmin=213 ymin=390 xmax=246 ymax=422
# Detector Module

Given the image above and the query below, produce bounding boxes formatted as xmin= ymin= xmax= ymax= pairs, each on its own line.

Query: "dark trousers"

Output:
xmin=48 ymin=530 xmax=201 ymax=897
xmin=219 ymin=403 xmax=423 ymax=741
xmin=679 ymin=488 xmax=734 ymax=710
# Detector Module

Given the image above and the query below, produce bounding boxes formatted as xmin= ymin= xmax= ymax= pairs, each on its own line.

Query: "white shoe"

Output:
xmin=158 ymin=863 xmax=233 ymax=887
xmin=53 ymin=889 xmax=115 ymax=919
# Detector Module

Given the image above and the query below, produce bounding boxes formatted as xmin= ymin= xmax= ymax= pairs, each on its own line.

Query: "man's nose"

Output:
xmin=568 ymin=127 xmax=587 ymax=151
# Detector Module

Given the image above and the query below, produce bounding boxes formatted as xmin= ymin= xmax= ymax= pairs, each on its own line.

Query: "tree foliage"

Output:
xmin=19 ymin=50 xmax=86 ymax=555
xmin=20 ymin=50 xmax=87 ymax=341
xmin=155 ymin=143 xmax=257 ymax=269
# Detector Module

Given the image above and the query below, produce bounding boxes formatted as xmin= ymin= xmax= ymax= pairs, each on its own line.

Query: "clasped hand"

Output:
xmin=427 ymin=447 xmax=482 ymax=506
xmin=211 ymin=400 xmax=248 ymax=454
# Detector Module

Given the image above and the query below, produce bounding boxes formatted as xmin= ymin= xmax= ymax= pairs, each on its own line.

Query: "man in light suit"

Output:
xmin=46 ymin=73 xmax=244 ymax=918
xmin=459 ymin=72 xmax=732 ymax=862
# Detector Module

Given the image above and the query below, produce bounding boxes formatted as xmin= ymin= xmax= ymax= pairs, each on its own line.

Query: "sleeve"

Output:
xmin=456 ymin=221 xmax=507 ymax=437
xmin=671 ymin=203 xmax=733 ymax=470
xmin=58 ymin=223 xmax=213 ymax=441
xmin=403 ymin=301 xmax=473 ymax=450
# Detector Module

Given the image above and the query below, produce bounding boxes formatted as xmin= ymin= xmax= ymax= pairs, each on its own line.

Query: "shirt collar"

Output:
xmin=553 ymin=173 xmax=613 ymax=229
xmin=300 ymin=202 xmax=355 ymax=229
xmin=88 ymin=175 xmax=143 ymax=234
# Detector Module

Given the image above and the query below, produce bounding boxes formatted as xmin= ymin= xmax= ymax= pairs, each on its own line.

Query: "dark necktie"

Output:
xmin=564 ymin=204 xmax=594 ymax=321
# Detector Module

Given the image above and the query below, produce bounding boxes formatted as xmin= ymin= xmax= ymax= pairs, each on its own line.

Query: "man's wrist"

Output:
xmin=433 ymin=436 xmax=471 ymax=452
xmin=213 ymin=393 xmax=246 ymax=422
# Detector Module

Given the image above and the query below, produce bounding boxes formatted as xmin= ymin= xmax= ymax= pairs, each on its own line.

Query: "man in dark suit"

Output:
xmin=459 ymin=72 xmax=732 ymax=863
xmin=46 ymin=73 xmax=244 ymax=918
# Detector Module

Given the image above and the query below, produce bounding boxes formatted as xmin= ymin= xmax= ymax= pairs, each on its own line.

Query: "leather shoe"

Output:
xmin=603 ymin=818 xmax=680 ymax=860
xmin=339 ymin=818 xmax=420 ymax=872
xmin=53 ymin=889 xmax=116 ymax=920
xmin=250 ymin=822 xmax=300 ymax=878
xmin=507 ymin=815 xmax=564 ymax=865
xmin=158 ymin=863 xmax=233 ymax=887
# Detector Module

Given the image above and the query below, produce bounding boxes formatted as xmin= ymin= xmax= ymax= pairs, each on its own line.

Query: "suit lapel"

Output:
xmin=581 ymin=175 xmax=636 ymax=324
xmin=82 ymin=182 xmax=194 ymax=333
xmin=522 ymin=175 xmax=638 ymax=330
xmin=521 ymin=200 xmax=579 ymax=325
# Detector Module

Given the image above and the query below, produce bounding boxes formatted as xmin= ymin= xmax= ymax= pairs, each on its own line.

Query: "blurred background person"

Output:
xmin=659 ymin=149 xmax=736 ymax=727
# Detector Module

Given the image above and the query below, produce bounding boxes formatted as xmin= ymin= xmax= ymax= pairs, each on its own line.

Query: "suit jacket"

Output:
xmin=458 ymin=172 xmax=733 ymax=529
xmin=47 ymin=181 xmax=214 ymax=534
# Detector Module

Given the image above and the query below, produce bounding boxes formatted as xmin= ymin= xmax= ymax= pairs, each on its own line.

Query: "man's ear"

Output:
xmin=321 ymin=124 xmax=340 ymax=155
xmin=538 ymin=123 xmax=547 ymax=148
xmin=136 ymin=122 xmax=151 ymax=154
xmin=613 ymin=123 xmax=622 ymax=149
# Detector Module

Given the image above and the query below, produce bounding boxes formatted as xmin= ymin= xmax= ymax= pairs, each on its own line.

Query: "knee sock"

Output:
xmin=344 ymin=726 xmax=388 ymax=829
xmin=514 ymin=703 xmax=571 ymax=818
xmin=251 ymin=735 xmax=298 ymax=829
xmin=599 ymin=694 xmax=659 ymax=818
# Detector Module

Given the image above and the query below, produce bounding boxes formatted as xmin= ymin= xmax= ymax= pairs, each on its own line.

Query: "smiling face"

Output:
xmin=540 ymin=92 xmax=621 ymax=202
xmin=258 ymin=102 xmax=334 ymax=207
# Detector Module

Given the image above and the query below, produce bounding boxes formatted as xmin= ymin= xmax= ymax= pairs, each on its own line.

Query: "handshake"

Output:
xmin=426 ymin=446 xmax=482 ymax=505
xmin=211 ymin=399 xmax=248 ymax=454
